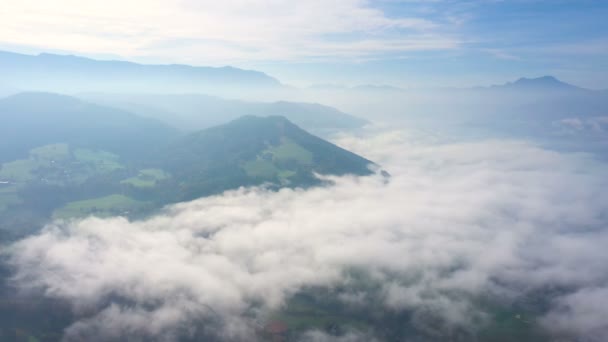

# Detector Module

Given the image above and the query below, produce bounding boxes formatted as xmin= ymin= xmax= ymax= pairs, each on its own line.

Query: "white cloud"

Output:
xmin=541 ymin=287 xmax=608 ymax=340
xmin=7 ymin=129 xmax=608 ymax=340
xmin=555 ymin=116 xmax=608 ymax=134
xmin=0 ymin=0 xmax=459 ymax=64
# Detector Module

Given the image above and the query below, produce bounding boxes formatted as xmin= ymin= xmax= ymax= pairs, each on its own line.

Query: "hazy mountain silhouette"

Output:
xmin=0 ymin=92 xmax=177 ymax=162
xmin=489 ymin=76 xmax=586 ymax=92
xmin=79 ymin=93 xmax=368 ymax=134
xmin=0 ymin=50 xmax=282 ymax=95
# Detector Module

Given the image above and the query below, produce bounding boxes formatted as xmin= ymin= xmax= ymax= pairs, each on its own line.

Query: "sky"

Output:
xmin=1 ymin=0 xmax=607 ymax=88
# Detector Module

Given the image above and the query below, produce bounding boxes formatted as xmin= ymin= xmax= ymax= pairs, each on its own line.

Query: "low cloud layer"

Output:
xmin=7 ymin=130 xmax=608 ymax=341
xmin=555 ymin=116 xmax=608 ymax=134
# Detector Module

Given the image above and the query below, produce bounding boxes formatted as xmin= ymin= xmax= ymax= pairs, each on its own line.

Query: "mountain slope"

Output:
xmin=0 ymin=112 xmax=376 ymax=237
xmin=0 ymin=92 xmax=178 ymax=162
xmin=79 ymin=93 xmax=369 ymax=134
xmin=0 ymin=50 xmax=282 ymax=94
xmin=265 ymin=101 xmax=368 ymax=132
xmin=161 ymin=116 xmax=374 ymax=200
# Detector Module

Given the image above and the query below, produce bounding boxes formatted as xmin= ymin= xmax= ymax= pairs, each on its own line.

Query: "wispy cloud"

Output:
xmin=481 ymin=48 xmax=521 ymax=61
xmin=0 ymin=0 xmax=460 ymax=64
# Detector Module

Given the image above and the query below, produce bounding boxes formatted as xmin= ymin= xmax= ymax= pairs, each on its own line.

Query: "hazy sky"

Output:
xmin=2 ymin=0 xmax=607 ymax=88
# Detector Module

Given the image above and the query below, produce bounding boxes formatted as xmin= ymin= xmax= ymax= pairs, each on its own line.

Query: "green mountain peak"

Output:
xmin=162 ymin=115 xmax=374 ymax=200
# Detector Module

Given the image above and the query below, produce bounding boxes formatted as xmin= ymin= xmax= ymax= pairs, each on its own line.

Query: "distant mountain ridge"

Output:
xmin=308 ymin=76 xmax=591 ymax=93
xmin=489 ymin=76 xmax=585 ymax=91
xmin=0 ymin=50 xmax=282 ymax=94
xmin=80 ymin=93 xmax=368 ymax=134
xmin=0 ymin=92 xmax=177 ymax=162
xmin=0 ymin=49 xmax=595 ymax=96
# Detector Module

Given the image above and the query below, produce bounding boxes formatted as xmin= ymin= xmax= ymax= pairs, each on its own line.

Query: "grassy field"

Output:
xmin=0 ymin=144 xmax=124 ymax=184
xmin=243 ymin=140 xmax=313 ymax=180
xmin=1 ymin=144 xmax=70 ymax=181
xmin=269 ymin=140 xmax=313 ymax=164
xmin=0 ymin=144 xmax=62 ymax=182
xmin=53 ymin=194 xmax=150 ymax=219
xmin=277 ymin=170 xmax=296 ymax=179
xmin=30 ymin=143 xmax=70 ymax=161
xmin=73 ymin=148 xmax=123 ymax=172
xmin=243 ymin=159 xmax=279 ymax=179
xmin=0 ymin=159 xmax=37 ymax=182
xmin=121 ymin=168 xmax=169 ymax=188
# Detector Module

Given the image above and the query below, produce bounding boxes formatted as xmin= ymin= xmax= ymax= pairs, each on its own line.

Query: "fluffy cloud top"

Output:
xmin=7 ymin=130 xmax=608 ymax=341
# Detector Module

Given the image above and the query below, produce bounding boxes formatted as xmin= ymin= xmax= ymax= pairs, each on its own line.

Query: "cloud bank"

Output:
xmin=7 ymin=131 xmax=608 ymax=341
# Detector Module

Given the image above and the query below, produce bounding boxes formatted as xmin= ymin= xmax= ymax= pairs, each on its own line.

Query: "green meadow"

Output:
xmin=121 ymin=168 xmax=170 ymax=188
xmin=53 ymin=194 xmax=150 ymax=219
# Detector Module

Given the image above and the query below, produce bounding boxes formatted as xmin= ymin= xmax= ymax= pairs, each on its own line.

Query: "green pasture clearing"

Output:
xmin=277 ymin=170 xmax=296 ymax=179
xmin=140 ymin=169 xmax=168 ymax=178
xmin=73 ymin=148 xmax=123 ymax=172
xmin=53 ymin=194 xmax=149 ymax=219
xmin=242 ymin=140 xmax=313 ymax=179
xmin=268 ymin=140 xmax=313 ymax=164
xmin=121 ymin=168 xmax=170 ymax=188
xmin=0 ymin=159 xmax=37 ymax=182
xmin=0 ymin=144 xmax=124 ymax=183
xmin=243 ymin=159 xmax=279 ymax=179
xmin=29 ymin=143 xmax=70 ymax=161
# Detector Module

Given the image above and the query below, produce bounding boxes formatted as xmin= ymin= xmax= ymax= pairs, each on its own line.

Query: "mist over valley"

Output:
xmin=1 ymin=2 xmax=607 ymax=341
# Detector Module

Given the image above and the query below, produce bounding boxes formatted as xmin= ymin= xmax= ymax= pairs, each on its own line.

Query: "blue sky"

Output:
xmin=1 ymin=0 xmax=607 ymax=88
xmin=248 ymin=0 xmax=608 ymax=88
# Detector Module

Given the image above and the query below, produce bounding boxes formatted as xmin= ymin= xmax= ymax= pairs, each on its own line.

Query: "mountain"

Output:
xmin=265 ymin=101 xmax=368 ymax=132
xmin=0 ymin=93 xmax=177 ymax=161
xmin=79 ymin=93 xmax=369 ymax=134
xmin=477 ymin=76 xmax=607 ymax=122
xmin=0 ymin=92 xmax=178 ymax=162
xmin=389 ymin=77 xmax=608 ymax=157
xmin=489 ymin=76 xmax=586 ymax=92
xmin=161 ymin=115 xmax=374 ymax=200
xmin=0 ymin=50 xmax=282 ymax=95
xmin=0 ymin=107 xmax=375 ymax=238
